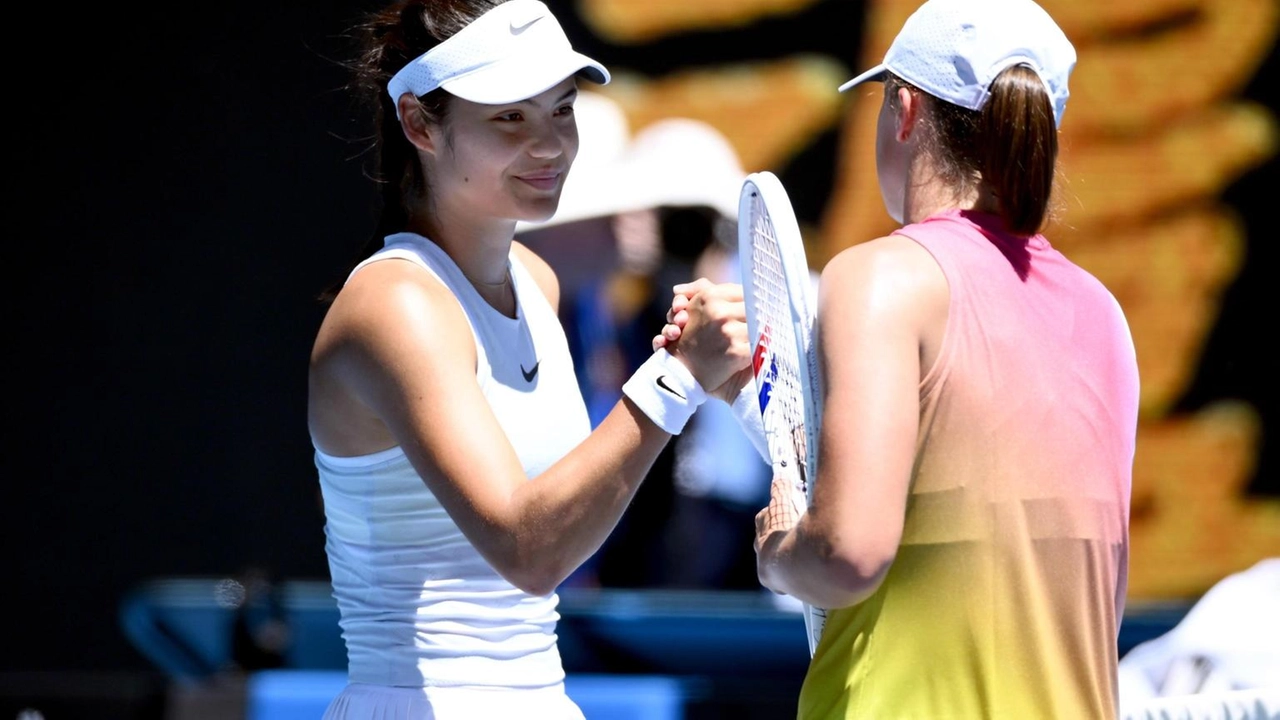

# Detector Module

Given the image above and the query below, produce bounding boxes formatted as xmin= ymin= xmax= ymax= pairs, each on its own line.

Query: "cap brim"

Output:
xmin=837 ymin=64 xmax=888 ymax=93
xmin=442 ymin=51 xmax=610 ymax=105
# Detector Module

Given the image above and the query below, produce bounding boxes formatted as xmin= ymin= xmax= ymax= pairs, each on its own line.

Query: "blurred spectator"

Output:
xmin=228 ymin=566 xmax=290 ymax=672
xmin=1119 ymin=558 xmax=1280 ymax=718
xmin=519 ymin=108 xmax=771 ymax=591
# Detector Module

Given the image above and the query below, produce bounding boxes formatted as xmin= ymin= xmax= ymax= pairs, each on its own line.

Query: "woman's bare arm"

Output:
xmin=755 ymin=235 xmax=947 ymax=608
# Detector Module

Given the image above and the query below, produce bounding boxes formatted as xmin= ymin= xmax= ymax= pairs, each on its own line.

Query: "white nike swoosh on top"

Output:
xmin=510 ymin=15 xmax=543 ymax=35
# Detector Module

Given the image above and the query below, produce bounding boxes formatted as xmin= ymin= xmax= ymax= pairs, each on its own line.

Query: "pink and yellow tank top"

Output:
xmin=798 ymin=210 xmax=1139 ymax=719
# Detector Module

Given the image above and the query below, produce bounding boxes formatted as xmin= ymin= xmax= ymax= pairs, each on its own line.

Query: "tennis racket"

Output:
xmin=738 ymin=171 xmax=826 ymax=657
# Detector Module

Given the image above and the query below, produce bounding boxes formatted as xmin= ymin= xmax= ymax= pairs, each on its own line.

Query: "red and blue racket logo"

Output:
xmin=754 ymin=324 xmax=778 ymax=413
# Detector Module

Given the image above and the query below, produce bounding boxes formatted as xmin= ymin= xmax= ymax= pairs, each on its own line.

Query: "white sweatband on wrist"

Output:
xmin=622 ymin=349 xmax=708 ymax=434
xmin=731 ymin=377 xmax=771 ymax=464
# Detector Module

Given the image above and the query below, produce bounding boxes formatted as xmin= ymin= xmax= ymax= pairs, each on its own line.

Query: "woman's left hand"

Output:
xmin=754 ymin=475 xmax=802 ymax=593
xmin=651 ymin=278 xmax=716 ymax=351
xmin=658 ymin=278 xmax=752 ymax=403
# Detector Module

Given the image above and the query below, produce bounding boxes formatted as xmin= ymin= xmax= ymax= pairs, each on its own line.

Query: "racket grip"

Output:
xmin=769 ymin=460 xmax=808 ymax=524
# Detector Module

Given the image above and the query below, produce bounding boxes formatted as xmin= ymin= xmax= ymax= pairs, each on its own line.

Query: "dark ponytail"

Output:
xmin=892 ymin=64 xmax=1059 ymax=237
xmin=319 ymin=0 xmax=504 ymax=302
xmin=977 ymin=65 xmax=1058 ymax=236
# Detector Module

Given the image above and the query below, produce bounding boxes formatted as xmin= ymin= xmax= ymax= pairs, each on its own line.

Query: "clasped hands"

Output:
xmin=652 ymin=278 xmax=753 ymax=404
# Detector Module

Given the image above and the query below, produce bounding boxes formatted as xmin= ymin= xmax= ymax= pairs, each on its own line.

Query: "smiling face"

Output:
xmin=423 ymin=77 xmax=581 ymax=225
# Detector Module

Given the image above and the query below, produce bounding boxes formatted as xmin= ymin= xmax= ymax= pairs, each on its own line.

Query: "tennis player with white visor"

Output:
xmin=306 ymin=1 xmax=752 ymax=718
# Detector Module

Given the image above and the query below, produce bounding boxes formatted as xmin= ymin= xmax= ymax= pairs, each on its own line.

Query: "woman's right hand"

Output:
xmin=662 ymin=279 xmax=752 ymax=404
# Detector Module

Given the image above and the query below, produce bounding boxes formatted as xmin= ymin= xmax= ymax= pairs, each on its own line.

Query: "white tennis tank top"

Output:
xmin=314 ymin=232 xmax=592 ymax=688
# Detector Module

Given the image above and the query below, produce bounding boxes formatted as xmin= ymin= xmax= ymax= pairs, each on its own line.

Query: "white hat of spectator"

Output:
xmin=520 ymin=114 xmax=747 ymax=232
xmin=614 ymin=117 xmax=746 ymax=222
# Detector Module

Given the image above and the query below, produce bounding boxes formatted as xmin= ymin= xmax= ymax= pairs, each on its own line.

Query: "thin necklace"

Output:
xmin=462 ymin=267 xmax=515 ymax=311
xmin=463 ymin=268 xmax=511 ymax=290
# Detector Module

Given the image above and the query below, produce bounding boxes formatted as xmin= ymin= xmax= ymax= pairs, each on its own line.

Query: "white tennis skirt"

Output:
xmin=322 ymin=682 xmax=587 ymax=720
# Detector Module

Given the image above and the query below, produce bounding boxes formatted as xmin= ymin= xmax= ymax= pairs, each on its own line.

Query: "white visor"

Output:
xmin=387 ymin=0 xmax=610 ymax=117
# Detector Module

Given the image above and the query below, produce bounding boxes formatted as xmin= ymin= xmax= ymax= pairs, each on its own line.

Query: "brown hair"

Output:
xmin=889 ymin=64 xmax=1059 ymax=236
xmin=321 ymin=0 xmax=505 ymax=302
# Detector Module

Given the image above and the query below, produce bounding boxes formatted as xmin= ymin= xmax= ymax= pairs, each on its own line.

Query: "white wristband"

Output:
xmin=622 ymin=348 xmax=708 ymax=434
xmin=731 ymin=377 xmax=771 ymax=464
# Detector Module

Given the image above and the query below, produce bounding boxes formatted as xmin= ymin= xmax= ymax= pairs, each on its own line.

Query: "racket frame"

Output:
xmin=737 ymin=171 xmax=826 ymax=656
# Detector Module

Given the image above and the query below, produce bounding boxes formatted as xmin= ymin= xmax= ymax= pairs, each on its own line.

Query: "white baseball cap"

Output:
xmin=387 ymin=0 xmax=609 ymax=118
xmin=838 ymin=0 xmax=1076 ymax=127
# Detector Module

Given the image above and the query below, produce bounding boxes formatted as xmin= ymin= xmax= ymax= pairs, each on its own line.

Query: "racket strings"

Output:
xmin=749 ymin=197 xmax=811 ymax=497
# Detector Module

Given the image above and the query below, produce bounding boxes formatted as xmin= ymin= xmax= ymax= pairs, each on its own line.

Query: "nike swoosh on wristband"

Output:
xmin=510 ymin=16 xmax=543 ymax=35
xmin=655 ymin=375 xmax=685 ymax=400
xmin=521 ymin=361 xmax=539 ymax=383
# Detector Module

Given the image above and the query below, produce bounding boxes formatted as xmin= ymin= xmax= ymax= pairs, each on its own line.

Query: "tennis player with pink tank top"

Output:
xmin=733 ymin=0 xmax=1143 ymax=717
xmin=798 ymin=208 xmax=1138 ymax=718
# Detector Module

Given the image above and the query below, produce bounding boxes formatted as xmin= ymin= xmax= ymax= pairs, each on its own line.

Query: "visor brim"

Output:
xmin=837 ymin=64 xmax=889 ymax=93
xmin=442 ymin=51 xmax=610 ymax=105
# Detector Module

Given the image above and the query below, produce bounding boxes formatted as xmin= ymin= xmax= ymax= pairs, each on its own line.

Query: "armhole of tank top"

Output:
xmin=1106 ymin=290 xmax=1136 ymax=351
xmin=508 ymin=253 xmax=553 ymax=323
xmin=348 ymin=249 xmax=433 ymax=283
xmin=895 ymin=230 xmax=957 ymax=401
xmin=316 ymin=444 xmax=405 ymax=469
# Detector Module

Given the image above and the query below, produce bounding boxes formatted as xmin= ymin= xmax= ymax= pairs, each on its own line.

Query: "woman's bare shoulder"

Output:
xmin=821 ymin=234 xmax=943 ymax=296
xmin=313 ymin=257 xmax=475 ymax=375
